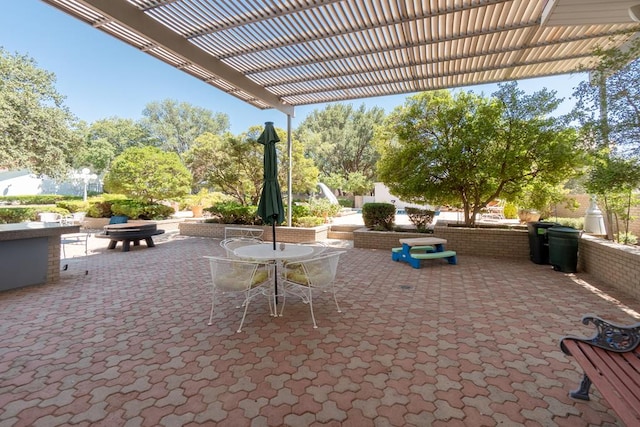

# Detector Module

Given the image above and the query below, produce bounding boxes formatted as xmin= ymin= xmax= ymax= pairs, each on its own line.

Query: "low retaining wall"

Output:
xmin=354 ymin=224 xmax=529 ymax=259
xmin=578 ymin=235 xmax=640 ymax=301
xmin=179 ymin=221 xmax=329 ymax=243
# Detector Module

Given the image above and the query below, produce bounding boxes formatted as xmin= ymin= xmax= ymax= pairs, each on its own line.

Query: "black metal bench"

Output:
xmin=560 ymin=314 xmax=640 ymax=426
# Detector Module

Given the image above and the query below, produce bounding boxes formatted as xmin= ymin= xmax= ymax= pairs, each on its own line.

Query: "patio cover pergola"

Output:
xmin=41 ymin=0 xmax=640 ymax=221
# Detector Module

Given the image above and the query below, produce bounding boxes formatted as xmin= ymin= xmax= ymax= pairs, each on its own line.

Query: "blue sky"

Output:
xmin=1 ymin=1 xmax=589 ymax=134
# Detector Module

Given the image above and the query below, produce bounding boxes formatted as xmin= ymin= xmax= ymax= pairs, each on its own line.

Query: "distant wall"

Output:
xmin=555 ymin=193 xmax=640 ymax=237
xmin=373 ymin=182 xmax=434 ymax=210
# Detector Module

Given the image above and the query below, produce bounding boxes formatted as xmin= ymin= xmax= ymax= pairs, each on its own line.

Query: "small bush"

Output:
xmin=110 ymin=200 xmax=174 ymax=220
xmin=0 ymin=207 xmax=38 ymax=223
xmin=362 ymin=202 xmax=395 ymax=231
xmin=205 ymin=202 xmax=260 ymax=224
xmin=0 ymin=194 xmax=72 ymax=205
xmin=56 ymin=200 xmax=90 ymax=213
xmin=337 ymin=198 xmax=354 ymax=208
xmin=293 ymin=216 xmax=324 ymax=227
xmin=87 ymin=200 xmax=115 ymax=218
xmin=405 ymin=207 xmax=435 ymax=231
xmin=503 ymin=202 xmax=518 ymax=219
xmin=617 ymin=232 xmax=638 ymax=245
xmin=552 ymin=217 xmax=584 ymax=230
xmin=307 ymin=198 xmax=341 ymax=218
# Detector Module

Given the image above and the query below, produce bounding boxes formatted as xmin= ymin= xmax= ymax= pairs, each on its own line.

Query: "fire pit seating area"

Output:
xmin=96 ymin=217 xmax=165 ymax=252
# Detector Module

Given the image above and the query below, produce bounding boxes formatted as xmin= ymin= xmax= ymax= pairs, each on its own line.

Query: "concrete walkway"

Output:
xmin=1 ymin=231 xmax=637 ymax=426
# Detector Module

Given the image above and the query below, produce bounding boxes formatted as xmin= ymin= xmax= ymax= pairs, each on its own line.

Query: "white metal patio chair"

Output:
xmin=38 ymin=212 xmax=62 ymax=223
xmin=204 ymin=256 xmax=274 ymax=333
xmin=61 ymin=231 xmax=91 ymax=275
xmin=280 ymin=251 xmax=346 ymax=329
xmin=294 ymin=241 xmax=329 ymax=260
xmin=482 ymin=199 xmax=505 ymax=220
xmin=220 ymin=237 xmax=263 ymax=258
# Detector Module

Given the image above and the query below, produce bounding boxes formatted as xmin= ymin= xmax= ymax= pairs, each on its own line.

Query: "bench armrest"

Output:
xmin=560 ymin=314 xmax=640 ymax=354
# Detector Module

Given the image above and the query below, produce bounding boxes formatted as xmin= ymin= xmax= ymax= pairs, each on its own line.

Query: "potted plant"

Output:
xmin=186 ymin=189 xmax=210 ymax=218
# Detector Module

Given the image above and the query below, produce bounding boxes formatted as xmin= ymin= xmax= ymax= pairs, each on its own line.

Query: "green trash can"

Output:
xmin=548 ymin=226 xmax=581 ymax=273
xmin=527 ymin=221 xmax=558 ymax=264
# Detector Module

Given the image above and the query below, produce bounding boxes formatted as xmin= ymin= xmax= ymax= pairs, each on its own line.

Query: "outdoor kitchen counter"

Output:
xmin=0 ymin=222 xmax=80 ymax=291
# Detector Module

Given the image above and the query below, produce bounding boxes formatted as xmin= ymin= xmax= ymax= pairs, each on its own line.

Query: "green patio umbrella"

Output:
xmin=257 ymin=122 xmax=284 ymax=250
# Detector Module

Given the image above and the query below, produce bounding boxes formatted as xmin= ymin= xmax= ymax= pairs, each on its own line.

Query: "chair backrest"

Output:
xmin=39 ymin=212 xmax=61 ymax=223
xmin=204 ymin=256 xmax=268 ymax=292
xmin=286 ymin=251 xmax=345 ymax=288
xmin=220 ymin=237 xmax=262 ymax=258
xmin=109 ymin=215 xmax=128 ymax=224
xmin=297 ymin=241 xmax=328 ymax=258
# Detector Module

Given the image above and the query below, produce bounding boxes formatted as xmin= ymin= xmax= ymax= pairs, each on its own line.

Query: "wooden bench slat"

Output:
xmin=565 ymin=340 xmax=640 ymax=426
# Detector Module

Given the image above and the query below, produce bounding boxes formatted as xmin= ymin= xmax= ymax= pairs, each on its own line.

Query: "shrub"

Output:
xmin=307 ymin=198 xmax=341 ymax=218
xmin=205 ymin=202 xmax=260 ymax=224
xmin=617 ymin=232 xmax=638 ymax=245
xmin=503 ymin=202 xmax=518 ymax=219
xmin=87 ymin=200 xmax=115 ymax=218
xmin=0 ymin=207 xmax=38 ymax=223
xmin=362 ymin=202 xmax=395 ymax=230
xmin=108 ymin=200 xmax=174 ymax=220
xmin=338 ymin=198 xmax=354 ymax=208
xmin=0 ymin=194 xmax=72 ymax=205
xmin=56 ymin=200 xmax=89 ymax=213
xmin=405 ymin=207 xmax=435 ymax=231
xmin=553 ymin=217 xmax=584 ymax=229
xmin=293 ymin=216 xmax=324 ymax=227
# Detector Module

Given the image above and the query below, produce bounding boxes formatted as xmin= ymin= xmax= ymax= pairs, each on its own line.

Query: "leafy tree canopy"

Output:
xmin=296 ymin=103 xmax=384 ymax=185
xmin=0 ymin=48 xmax=79 ymax=178
xmin=572 ymin=39 xmax=640 ymax=156
xmin=103 ymin=146 xmax=192 ymax=203
xmin=140 ymin=99 xmax=230 ymax=157
xmin=185 ymin=125 xmax=318 ymax=205
xmin=376 ymin=82 xmax=584 ymax=225
xmin=74 ymin=117 xmax=155 ymax=174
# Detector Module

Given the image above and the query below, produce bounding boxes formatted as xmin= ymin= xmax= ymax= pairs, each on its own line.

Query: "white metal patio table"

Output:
xmin=233 ymin=243 xmax=315 ymax=305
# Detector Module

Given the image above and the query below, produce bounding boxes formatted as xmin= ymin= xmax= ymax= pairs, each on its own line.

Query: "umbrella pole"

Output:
xmin=272 ymin=215 xmax=278 ymax=304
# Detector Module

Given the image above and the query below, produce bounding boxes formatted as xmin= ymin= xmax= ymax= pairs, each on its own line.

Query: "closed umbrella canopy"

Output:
xmin=257 ymin=122 xmax=284 ymax=248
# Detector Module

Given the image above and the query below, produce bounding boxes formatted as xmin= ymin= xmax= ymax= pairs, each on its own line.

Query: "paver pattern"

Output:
xmin=1 ymin=231 xmax=637 ymax=426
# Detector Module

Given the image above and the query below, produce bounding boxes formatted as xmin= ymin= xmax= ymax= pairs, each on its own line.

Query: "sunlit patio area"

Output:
xmin=1 ymin=230 xmax=638 ymax=426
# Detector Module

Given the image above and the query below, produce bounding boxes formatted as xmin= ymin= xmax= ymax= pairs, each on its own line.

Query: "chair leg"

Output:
xmin=237 ymin=290 xmax=254 ymax=333
xmin=331 ymin=285 xmax=342 ymax=313
xmin=307 ymin=288 xmax=318 ymax=329
xmin=208 ymin=290 xmax=216 ymax=326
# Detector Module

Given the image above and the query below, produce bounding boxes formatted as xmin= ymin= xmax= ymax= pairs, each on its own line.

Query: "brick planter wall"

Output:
xmin=179 ymin=221 xmax=329 ymax=243
xmin=579 ymin=235 xmax=640 ymax=301
xmin=354 ymin=224 xmax=529 ymax=259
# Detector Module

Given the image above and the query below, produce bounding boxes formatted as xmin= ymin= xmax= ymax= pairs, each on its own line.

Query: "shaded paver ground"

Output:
xmin=1 ymin=231 xmax=638 ymax=426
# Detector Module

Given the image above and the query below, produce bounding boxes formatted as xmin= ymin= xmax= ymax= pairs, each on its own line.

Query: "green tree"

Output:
xmin=0 ymin=48 xmax=79 ymax=178
xmin=185 ymin=126 xmax=318 ymax=205
xmin=377 ymin=83 xmax=583 ymax=225
xmin=140 ymin=99 xmax=230 ymax=157
xmin=296 ymin=103 xmax=384 ymax=183
xmin=585 ymin=151 xmax=640 ymax=243
xmin=103 ymin=146 xmax=192 ymax=203
xmin=572 ymin=41 xmax=640 ymax=155
xmin=74 ymin=117 xmax=155 ymax=174
xmin=572 ymin=42 xmax=640 ymax=240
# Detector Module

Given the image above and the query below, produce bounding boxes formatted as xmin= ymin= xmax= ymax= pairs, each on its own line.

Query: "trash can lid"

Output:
xmin=548 ymin=226 xmax=581 ymax=235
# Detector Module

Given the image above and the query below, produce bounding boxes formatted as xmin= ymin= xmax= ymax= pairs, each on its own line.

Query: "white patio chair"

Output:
xmin=220 ymin=237 xmax=263 ymax=258
xmin=280 ymin=251 xmax=345 ymax=328
xmin=483 ymin=200 xmax=505 ymax=220
xmin=38 ymin=212 xmax=62 ymax=223
xmin=61 ymin=231 xmax=91 ymax=275
xmin=294 ymin=241 xmax=328 ymax=260
xmin=204 ymin=256 xmax=274 ymax=333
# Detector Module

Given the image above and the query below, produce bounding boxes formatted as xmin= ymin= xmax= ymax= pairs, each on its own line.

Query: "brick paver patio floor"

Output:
xmin=1 ymin=231 xmax=638 ymax=426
